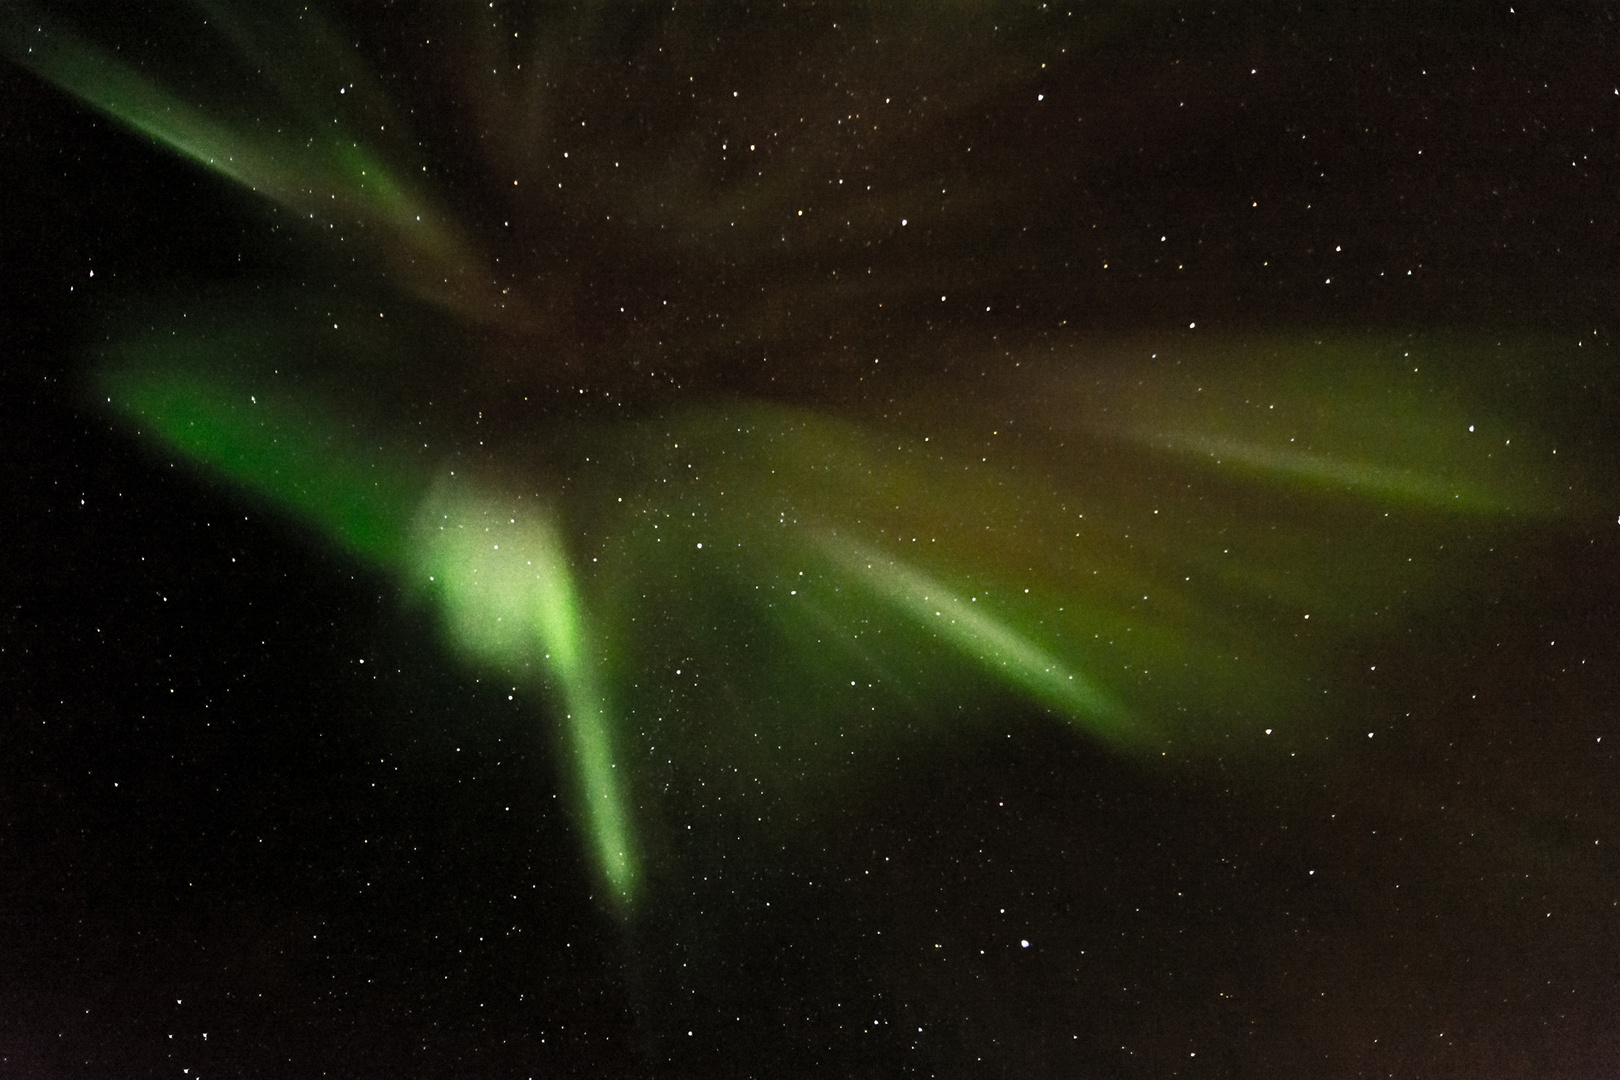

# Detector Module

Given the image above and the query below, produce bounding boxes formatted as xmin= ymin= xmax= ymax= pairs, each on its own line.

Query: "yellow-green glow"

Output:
xmin=410 ymin=480 xmax=636 ymax=906
xmin=1054 ymin=335 xmax=1576 ymax=518
xmin=824 ymin=536 xmax=1136 ymax=748
xmin=1144 ymin=432 xmax=1513 ymax=513
xmin=91 ymin=323 xmax=1597 ymax=910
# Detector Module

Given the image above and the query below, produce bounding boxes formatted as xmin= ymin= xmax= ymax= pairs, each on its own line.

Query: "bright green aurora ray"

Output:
xmin=7 ymin=2 xmax=1598 ymax=914
xmin=411 ymin=480 xmax=634 ymax=901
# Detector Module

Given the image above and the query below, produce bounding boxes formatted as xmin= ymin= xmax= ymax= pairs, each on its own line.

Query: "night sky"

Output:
xmin=5 ymin=3 xmax=1620 ymax=1077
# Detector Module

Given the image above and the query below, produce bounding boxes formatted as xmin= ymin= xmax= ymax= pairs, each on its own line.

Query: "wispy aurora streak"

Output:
xmin=824 ymin=537 xmax=1131 ymax=747
xmin=7 ymin=2 xmax=1596 ymax=913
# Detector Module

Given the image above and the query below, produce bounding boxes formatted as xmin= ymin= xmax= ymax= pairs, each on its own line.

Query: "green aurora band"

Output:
xmin=7 ymin=2 xmax=1600 ymax=912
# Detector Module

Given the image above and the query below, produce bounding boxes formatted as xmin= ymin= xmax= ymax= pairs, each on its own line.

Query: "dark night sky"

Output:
xmin=5 ymin=3 xmax=1620 ymax=1077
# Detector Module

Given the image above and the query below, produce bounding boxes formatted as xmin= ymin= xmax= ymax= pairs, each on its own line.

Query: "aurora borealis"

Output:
xmin=6 ymin=3 xmax=1620 ymax=1076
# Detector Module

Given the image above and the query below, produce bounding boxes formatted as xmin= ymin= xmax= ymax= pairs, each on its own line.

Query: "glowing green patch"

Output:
xmin=99 ymin=358 xmax=421 ymax=566
xmin=98 ymin=341 xmax=637 ymax=905
xmin=410 ymin=481 xmax=636 ymax=906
